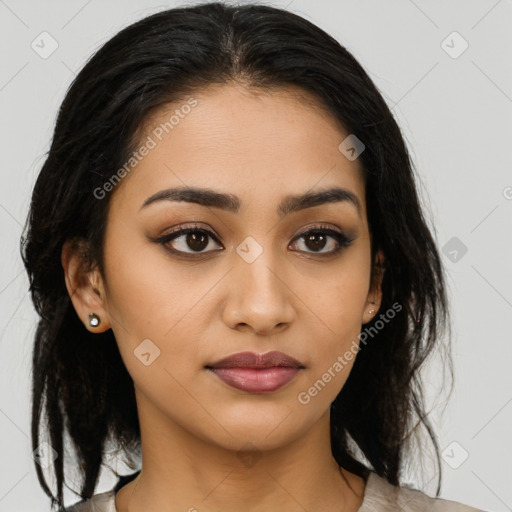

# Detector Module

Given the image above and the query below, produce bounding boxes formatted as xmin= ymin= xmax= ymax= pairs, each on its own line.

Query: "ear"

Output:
xmin=362 ymin=248 xmax=386 ymax=325
xmin=61 ymin=239 xmax=111 ymax=333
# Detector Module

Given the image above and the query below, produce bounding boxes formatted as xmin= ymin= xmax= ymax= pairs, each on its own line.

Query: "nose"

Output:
xmin=221 ymin=247 xmax=296 ymax=336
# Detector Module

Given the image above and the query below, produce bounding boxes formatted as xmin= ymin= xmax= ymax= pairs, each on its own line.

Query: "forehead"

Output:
xmin=110 ymin=83 xmax=366 ymax=218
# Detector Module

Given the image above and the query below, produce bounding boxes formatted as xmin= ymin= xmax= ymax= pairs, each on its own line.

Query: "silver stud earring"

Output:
xmin=88 ymin=313 xmax=100 ymax=327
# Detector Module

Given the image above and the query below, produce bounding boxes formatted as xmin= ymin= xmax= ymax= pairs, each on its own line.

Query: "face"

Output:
xmin=66 ymin=83 xmax=384 ymax=452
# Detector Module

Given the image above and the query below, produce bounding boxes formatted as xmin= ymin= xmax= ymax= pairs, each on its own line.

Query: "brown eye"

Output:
xmin=157 ymin=226 xmax=222 ymax=254
xmin=289 ymin=226 xmax=353 ymax=256
xmin=304 ymin=232 xmax=329 ymax=252
xmin=183 ymin=231 xmax=209 ymax=252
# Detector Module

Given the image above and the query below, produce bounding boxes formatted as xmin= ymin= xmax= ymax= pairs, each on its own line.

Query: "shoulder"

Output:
xmin=61 ymin=490 xmax=116 ymax=512
xmin=359 ymin=471 xmax=487 ymax=512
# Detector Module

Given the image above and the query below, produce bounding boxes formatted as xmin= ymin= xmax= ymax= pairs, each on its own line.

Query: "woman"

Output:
xmin=21 ymin=2 xmax=485 ymax=511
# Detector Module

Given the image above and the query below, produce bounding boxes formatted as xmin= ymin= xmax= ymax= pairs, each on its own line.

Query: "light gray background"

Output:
xmin=1 ymin=0 xmax=511 ymax=510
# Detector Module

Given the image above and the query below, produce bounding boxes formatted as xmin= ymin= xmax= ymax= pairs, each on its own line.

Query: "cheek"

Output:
xmin=101 ymin=236 xmax=219 ymax=374
xmin=102 ymin=233 xmax=192 ymax=331
xmin=296 ymin=258 xmax=369 ymax=333
xmin=295 ymin=262 xmax=369 ymax=382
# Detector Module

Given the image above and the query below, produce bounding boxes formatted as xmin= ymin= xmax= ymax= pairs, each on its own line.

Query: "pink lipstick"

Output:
xmin=205 ymin=350 xmax=305 ymax=393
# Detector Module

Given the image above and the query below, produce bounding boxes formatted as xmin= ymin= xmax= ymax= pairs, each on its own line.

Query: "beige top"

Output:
xmin=64 ymin=471 xmax=486 ymax=511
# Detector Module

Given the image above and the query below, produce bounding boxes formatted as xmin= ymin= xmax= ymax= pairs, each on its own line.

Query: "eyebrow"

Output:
xmin=140 ymin=185 xmax=362 ymax=219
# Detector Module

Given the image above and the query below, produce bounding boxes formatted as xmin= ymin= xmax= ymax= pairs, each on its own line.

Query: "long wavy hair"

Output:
xmin=20 ymin=2 xmax=452 ymax=509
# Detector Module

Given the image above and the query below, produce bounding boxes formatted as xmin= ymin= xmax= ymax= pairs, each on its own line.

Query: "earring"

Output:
xmin=368 ymin=299 xmax=376 ymax=315
xmin=88 ymin=312 xmax=100 ymax=327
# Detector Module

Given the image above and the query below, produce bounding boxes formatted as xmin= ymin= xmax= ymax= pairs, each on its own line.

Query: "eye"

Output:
xmin=289 ymin=225 xmax=354 ymax=256
xmin=154 ymin=224 xmax=222 ymax=255
xmin=150 ymin=223 xmax=354 ymax=257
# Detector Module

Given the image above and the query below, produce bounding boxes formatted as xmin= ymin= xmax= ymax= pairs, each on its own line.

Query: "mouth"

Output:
xmin=204 ymin=350 xmax=305 ymax=393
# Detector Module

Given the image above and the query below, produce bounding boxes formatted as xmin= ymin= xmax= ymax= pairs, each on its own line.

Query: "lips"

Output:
xmin=206 ymin=350 xmax=305 ymax=369
xmin=205 ymin=351 xmax=305 ymax=393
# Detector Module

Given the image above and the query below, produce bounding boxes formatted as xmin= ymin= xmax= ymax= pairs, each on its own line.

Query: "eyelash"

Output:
xmin=152 ymin=223 xmax=354 ymax=258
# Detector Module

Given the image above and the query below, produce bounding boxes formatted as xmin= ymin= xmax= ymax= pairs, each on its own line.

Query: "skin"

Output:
xmin=62 ymin=82 xmax=385 ymax=512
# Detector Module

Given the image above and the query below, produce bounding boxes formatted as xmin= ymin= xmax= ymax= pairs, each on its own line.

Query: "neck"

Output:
xmin=116 ymin=390 xmax=366 ymax=512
